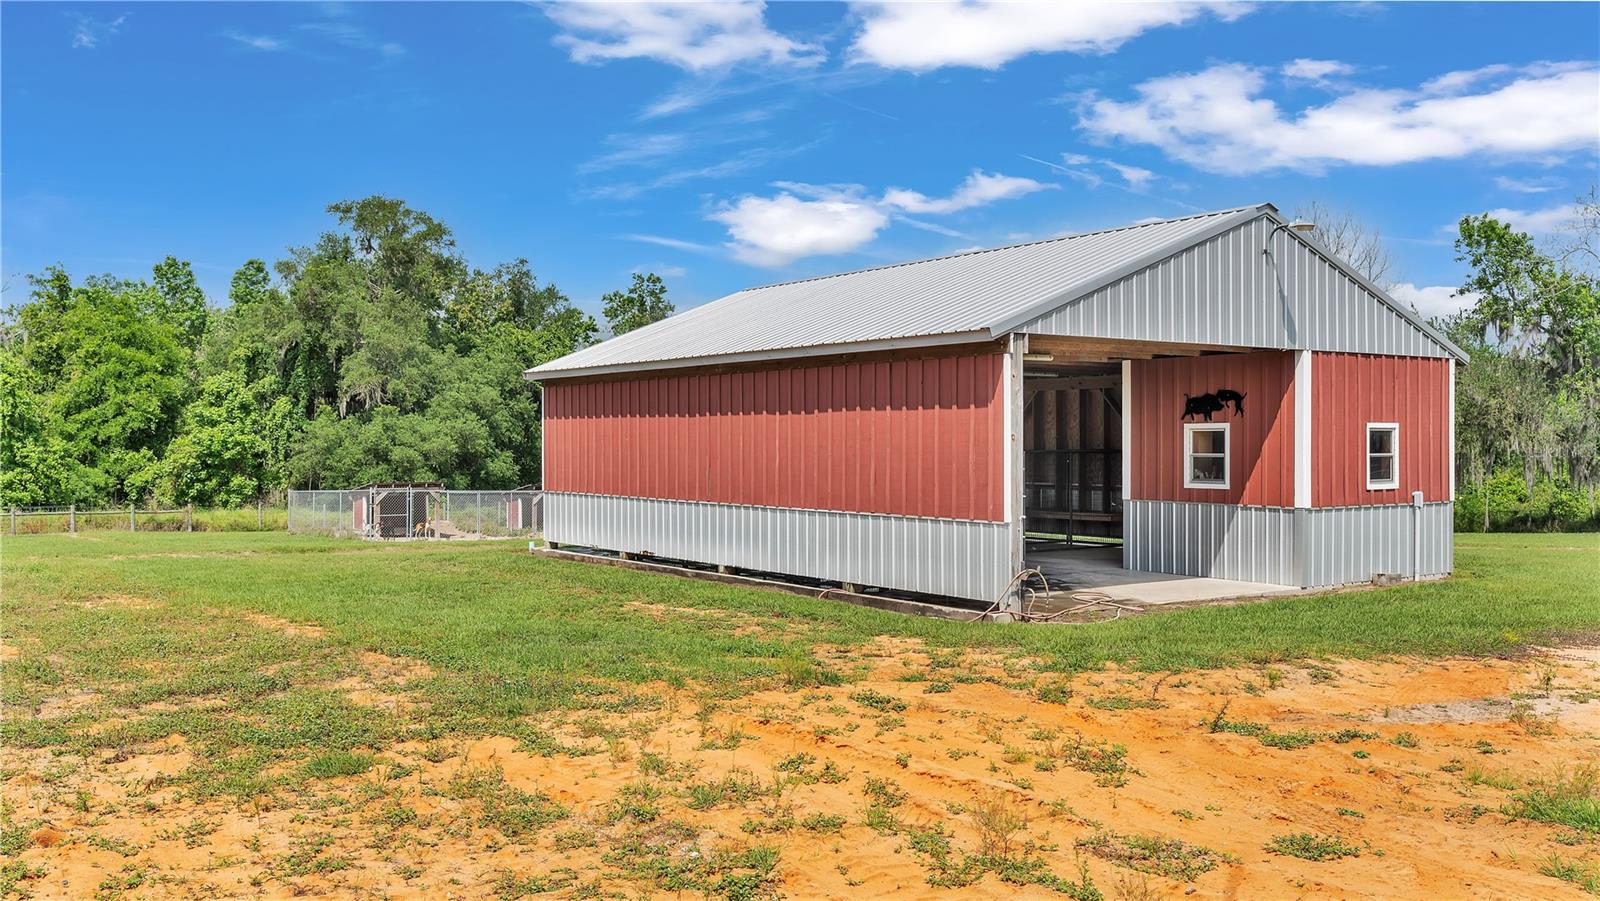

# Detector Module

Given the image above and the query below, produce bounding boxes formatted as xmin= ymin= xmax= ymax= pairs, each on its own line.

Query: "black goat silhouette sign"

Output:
xmin=1182 ymin=389 xmax=1246 ymax=421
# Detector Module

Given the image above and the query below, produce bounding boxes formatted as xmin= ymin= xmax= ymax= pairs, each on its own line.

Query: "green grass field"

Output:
xmin=4 ymin=531 xmax=1596 ymax=735
xmin=2 ymin=530 xmax=1596 ymax=898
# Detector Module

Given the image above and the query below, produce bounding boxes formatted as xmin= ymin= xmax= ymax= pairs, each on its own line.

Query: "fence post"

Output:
xmin=129 ymin=505 xmax=136 ymax=532
xmin=258 ymin=501 xmax=263 ymax=530
xmin=476 ymin=491 xmax=483 ymax=537
xmin=185 ymin=504 xmax=194 ymax=532
xmin=9 ymin=508 xmax=15 ymax=535
xmin=69 ymin=505 xmax=76 ymax=534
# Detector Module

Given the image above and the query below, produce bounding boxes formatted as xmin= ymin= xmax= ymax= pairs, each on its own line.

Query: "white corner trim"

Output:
xmin=1182 ymin=422 xmax=1231 ymax=490
xmin=1448 ymin=359 xmax=1456 ymax=501
xmin=1365 ymin=422 xmax=1400 ymax=491
xmin=1121 ymin=359 xmax=1133 ymax=503
xmin=1294 ymin=350 xmax=1311 ymax=508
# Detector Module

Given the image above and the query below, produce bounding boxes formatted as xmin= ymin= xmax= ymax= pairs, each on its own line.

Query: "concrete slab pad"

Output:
xmin=1027 ymin=544 xmax=1302 ymax=607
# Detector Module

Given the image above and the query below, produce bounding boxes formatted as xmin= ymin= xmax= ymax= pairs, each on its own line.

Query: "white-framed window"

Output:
xmin=1366 ymin=422 xmax=1400 ymax=490
xmin=1183 ymin=422 xmax=1230 ymax=490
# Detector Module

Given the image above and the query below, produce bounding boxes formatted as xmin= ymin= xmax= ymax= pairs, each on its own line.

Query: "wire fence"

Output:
xmin=287 ymin=488 xmax=542 ymax=540
xmin=5 ymin=504 xmax=286 ymax=535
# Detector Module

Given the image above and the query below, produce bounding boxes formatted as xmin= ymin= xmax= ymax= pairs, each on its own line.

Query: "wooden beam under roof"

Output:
xmin=1023 ymin=334 xmax=1254 ymax=359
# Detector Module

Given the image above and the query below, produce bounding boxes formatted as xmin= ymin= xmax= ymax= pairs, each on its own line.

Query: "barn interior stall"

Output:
xmin=1022 ymin=360 xmax=1122 ymax=546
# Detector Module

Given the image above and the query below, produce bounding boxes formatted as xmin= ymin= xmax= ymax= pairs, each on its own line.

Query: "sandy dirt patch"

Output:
xmin=241 ymin=611 xmax=329 ymax=639
xmin=4 ymin=645 xmax=1597 ymax=899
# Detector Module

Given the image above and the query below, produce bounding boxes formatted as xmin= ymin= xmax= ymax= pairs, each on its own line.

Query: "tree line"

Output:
xmin=1440 ymin=191 xmax=1599 ymax=531
xmin=0 ymin=196 xmax=673 ymax=508
xmin=3 ymin=194 xmax=1594 ymax=530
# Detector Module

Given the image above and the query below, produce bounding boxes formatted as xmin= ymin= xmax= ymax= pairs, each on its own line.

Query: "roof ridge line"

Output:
xmin=737 ymin=203 xmax=1273 ymax=293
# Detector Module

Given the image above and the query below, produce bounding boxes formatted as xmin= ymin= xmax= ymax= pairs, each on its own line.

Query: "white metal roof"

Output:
xmin=529 ymin=203 xmax=1462 ymax=378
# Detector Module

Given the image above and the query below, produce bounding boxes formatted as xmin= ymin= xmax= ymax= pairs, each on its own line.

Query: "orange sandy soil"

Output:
xmin=5 ymin=638 xmax=1598 ymax=900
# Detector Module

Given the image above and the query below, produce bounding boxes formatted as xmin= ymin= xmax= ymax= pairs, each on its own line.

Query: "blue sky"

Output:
xmin=3 ymin=1 xmax=1597 ymax=321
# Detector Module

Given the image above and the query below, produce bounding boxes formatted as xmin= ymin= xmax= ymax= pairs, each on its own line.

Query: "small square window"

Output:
xmin=1183 ymin=423 xmax=1230 ymax=490
xmin=1366 ymin=423 xmax=1399 ymax=490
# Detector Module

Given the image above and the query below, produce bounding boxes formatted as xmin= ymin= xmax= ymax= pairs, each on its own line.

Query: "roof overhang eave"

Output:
xmin=523 ymin=330 xmax=998 ymax=381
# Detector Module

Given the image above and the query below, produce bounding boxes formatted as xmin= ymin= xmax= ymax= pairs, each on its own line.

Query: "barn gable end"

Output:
xmin=1008 ymin=214 xmax=1458 ymax=360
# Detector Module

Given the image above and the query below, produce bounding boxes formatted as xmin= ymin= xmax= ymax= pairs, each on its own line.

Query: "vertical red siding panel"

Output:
xmin=883 ymin=360 xmax=896 ymax=515
xmin=540 ymin=349 xmax=1008 ymax=521
xmin=956 ymin=354 xmax=975 ymax=520
xmin=1128 ymin=351 xmax=1296 ymax=506
xmin=833 ymin=365 xmax=848 ymax=512
xmin=1310 ymin=352 xmax=1450 ymax=506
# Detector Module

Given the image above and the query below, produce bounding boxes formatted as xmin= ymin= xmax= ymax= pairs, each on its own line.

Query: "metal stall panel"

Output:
xmin=1128 ymin=351 xmax=1297 ymax=507
xmin=543 ymin=350 xmax=1008 ymax=522
xmin=545 ymin=492 xmax=1013 ymax=602
xmin=1312 ymin=353 xmax=1452 ymax=507
xmin=1015 ymin=216 xmax=1453 ymax=359
xmin=1303 ymin=502 xmax=1453 ymax=587
xmin=1124 ymin=500 xmax=1298 ymax=586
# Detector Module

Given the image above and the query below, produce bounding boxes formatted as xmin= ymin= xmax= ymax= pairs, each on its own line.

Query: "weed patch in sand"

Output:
xmin=1266 ymin=832 xmax=1366 ymax=861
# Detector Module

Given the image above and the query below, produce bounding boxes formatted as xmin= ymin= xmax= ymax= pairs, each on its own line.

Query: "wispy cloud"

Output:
xmin=227 ymin=32 xmax=286 ymax=52
xmin=583 ymin=138 xmax=827 ymax=201
xmin=71 ymin=13 xmax=127 ymax=49
xmin=299 ymin=21 xmax=405 ymax=58
xmin=1493 ymin=175 xmax=1561 ymax=194
xmin=882 ymin=170 xmax=1054 ymax=214
xmin=623 ymin=233 xmax=719 ymax=254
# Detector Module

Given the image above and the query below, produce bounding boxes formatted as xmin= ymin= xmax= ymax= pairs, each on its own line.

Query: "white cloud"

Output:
xmin=1492 ymin=176 xmax=1560 ymax=194
xmin=1388 ymin=283 xmax=1479 ymax=321
xmin=1281 ymin=58 xmax=1354 ymax=82
xmin=710 ymin=169 xmax=1053 ymax=266
xmin=71 ymin=13 xmax=126 ymax=49
xmin=711 ymin=189 xmax=890 ymax=266
xmin=848 ymin=1 xmax=1246 ymax=72
xmin=547 ymin=1 xmax=823 ymax=72
xmin=1482 ymin=202 xmax=1577 ymax=235
xmin=1079 ymin=61 xmax=1600 ymax=175
xmin=882 ymin=170 xmax=1053 ymax=214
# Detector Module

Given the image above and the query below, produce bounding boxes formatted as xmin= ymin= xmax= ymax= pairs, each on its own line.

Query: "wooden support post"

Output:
xmin=10 ymin=508 xmax=16 ymax=535
xmin=717 ymin=564 xmax=735 ymax=575
xmin=129 ymin=505 xmax=136 ymax=532
xmin=842 ymin=582 xmax=859 ymax=594
xmin=185 ymin=504 xmax=194 ymax=532
xmin=619 ymin=551 xmax=634 ymax=561
xmin=69 ymin=505 xmax=76 ymax=534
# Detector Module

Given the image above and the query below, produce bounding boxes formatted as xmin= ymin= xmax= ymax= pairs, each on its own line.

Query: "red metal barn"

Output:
xmin=528 ymin=204 xmax=1463 ymax=612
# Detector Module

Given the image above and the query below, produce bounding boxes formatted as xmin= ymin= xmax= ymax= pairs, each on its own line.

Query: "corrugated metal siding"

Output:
xmin=1017 ymin=217 xmax=1452 ymax=359
xmin=543 ymin=351 xmax=1007 ymax=521
xmin=530 ymin=207 xmax=1265 ymax=375
xmin=1123 ymin=500 xmax=1297 ymax=585
xmin=1303 ymin=503 xmax=1453 ymax=586
xmin=1129 ymin=352 xmax=1296 ymax=507
xmin=545 ymin=492 xmax=1013 ymax=602
xmin=1312 ymin=352 xmax=1451 ymax=506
